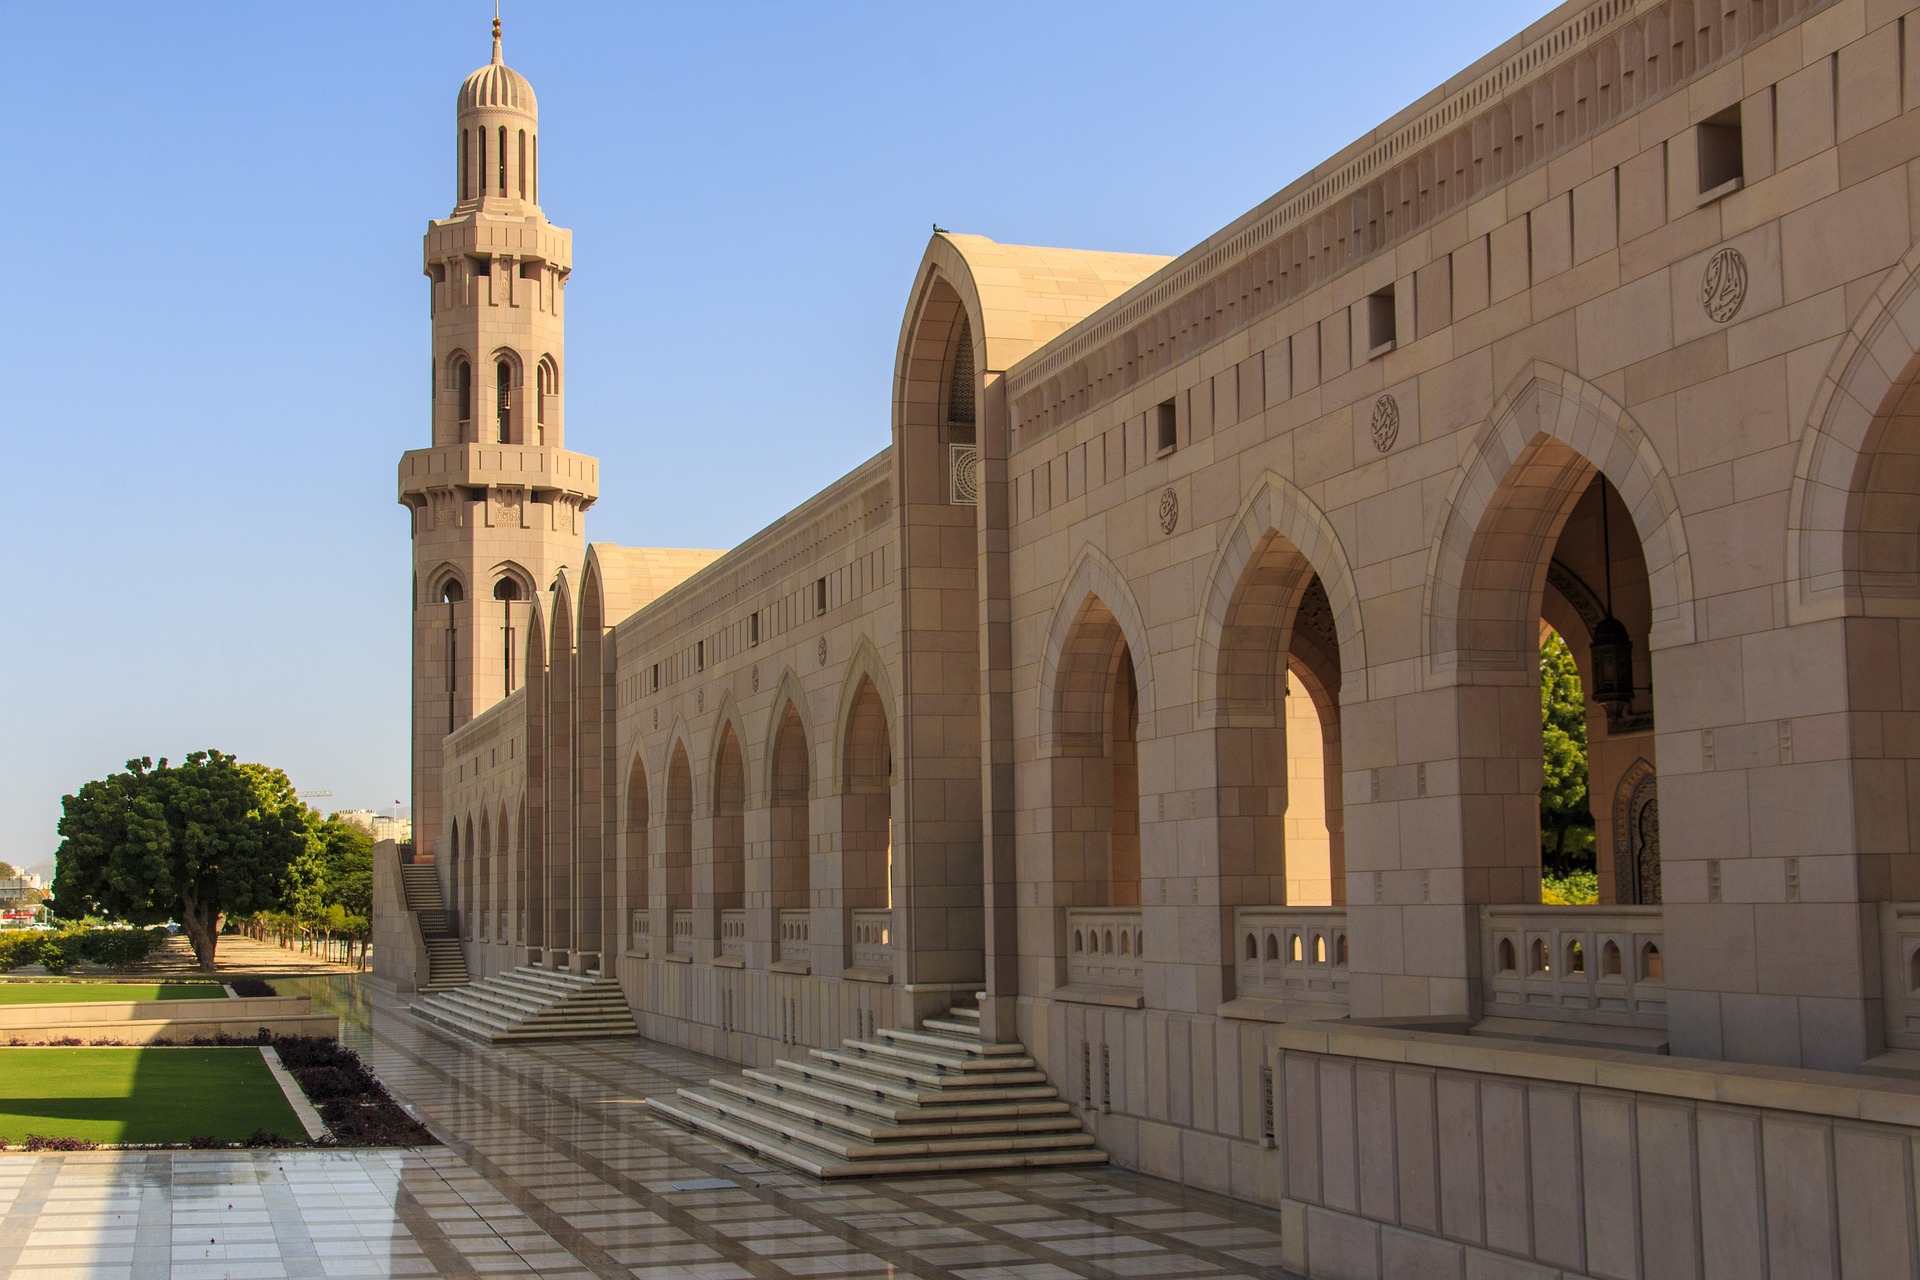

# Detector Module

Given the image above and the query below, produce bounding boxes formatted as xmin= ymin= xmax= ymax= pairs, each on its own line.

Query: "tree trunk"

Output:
xmin=178 ymin=894 xmax=219 ymax=972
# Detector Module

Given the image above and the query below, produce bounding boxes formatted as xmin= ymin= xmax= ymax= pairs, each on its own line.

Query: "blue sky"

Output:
xmin=1 ymin=0 xmax=1558 ymax=867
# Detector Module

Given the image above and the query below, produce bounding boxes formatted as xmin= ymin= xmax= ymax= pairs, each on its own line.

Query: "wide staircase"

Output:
xmin=399 ymin=862 xmax=469 ymax=992
xmin=647 ymin=997 xmax=1107 ymax=1178
xmin=412 ymin=966 xmax=638 ymax=1043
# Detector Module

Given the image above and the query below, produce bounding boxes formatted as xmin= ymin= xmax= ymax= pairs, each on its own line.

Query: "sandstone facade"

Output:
xmin=390 ymin=2 xmax=1920 ymax=1273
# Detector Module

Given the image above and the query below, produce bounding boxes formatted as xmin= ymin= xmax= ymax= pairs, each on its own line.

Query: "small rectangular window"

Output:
xmin=814 ymin=578 xmax=828 ymax=616
xmin=1366 ymin=288 xmax=1397 ymax=358
xmin=1154 ymin=400 xmax=1177 ymax=456
xmin=650 ymin=663 xmax=659 ymax=693
xmin=1697 ymin=105 xmax=1743 ymax=198
xmin=695 ymin=641 xmax=705 ymax=672
xmin=749 ymin=613 xmax=760 ymax=646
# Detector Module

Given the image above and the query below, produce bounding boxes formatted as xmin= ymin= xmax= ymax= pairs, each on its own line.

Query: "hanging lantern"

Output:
xmin=1590 ymin=613 xmax=1634 ymax=713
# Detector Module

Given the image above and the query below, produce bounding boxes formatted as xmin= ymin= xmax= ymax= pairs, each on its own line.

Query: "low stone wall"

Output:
xmin=1024 ymin=998 xmax=1920 ymax=1280
xmin=0 ymin=995 xmax=338 ymax=1045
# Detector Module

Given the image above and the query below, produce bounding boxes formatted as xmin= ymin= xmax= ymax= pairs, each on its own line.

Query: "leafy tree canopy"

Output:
xmin=51 ymin=751 xmax=316 ymax=971
xmin=1540 ymin=631 xmax=1596 ymax=878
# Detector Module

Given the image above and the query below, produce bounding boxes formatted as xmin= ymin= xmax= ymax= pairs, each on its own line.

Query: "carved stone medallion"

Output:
xmin=1370 ymin=395 xmax=1401 ymax=453
xmin=948 ymin=443 xmax=980 ymax=505
xmin=1701 ymin=247 xmax=1748 ymax=323
xmin=818 ymin=637 xmax=829 ymax=667
xmin=1158 ymin=488 xmax=1179 ymax=535
xmin=696 ymin=690 xmax=704 ymax=713
xmin=652 ymin=709 xmax=659 ymax=731
xmin=751 ymin=665 xmax=760 ymax=692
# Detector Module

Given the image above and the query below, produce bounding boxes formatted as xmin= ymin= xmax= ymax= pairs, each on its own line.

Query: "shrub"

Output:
xmin=25 ymin=1134 xmax=98 ymax=1151
xmin=0 ymin=932 xmax=44 ymax=971
xmin=243 ymin=1129 xmax=293 ymax=1148
xmin=1542 ymin=869 xmax=1600 ymax=905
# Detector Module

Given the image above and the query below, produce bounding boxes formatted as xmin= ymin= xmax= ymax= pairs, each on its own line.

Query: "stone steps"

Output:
xmin=401 ymin=864 xmax=471 ymax=991
xmin=413 ymin=966 xmax=637 ymax=1042
xmin=647 ymin=999 xmax=1107 ymax=1178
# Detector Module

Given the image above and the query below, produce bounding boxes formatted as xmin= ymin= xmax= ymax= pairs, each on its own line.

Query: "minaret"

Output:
xmin=400 ymin=16 xmax=597 ymax=863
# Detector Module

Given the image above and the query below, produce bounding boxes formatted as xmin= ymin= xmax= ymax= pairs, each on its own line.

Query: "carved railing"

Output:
xmin=851 ymin=908 xmax=893 ymax=971
xmin=720 ymin=909 xmax=748 ymax=961
xmin=1880 ymin=904 xmax=1920 ymax=1049
xmin=777 ymin=909 xmax=810 ymax=968
xmin=1067 ymin=908 xmax=1145 ymax=989
xmin=1234 ymin=907 xmax=1348 ymax=1006
xmin=670 ymin=909 xmax=694 ymax=958
xmin=631 ymin=910 xmax=650 ymax=955
xmin=477 ymin=909 xmax=490 ymax=942
xmin=1481 ymin=905 xmax=1665 ymax=1028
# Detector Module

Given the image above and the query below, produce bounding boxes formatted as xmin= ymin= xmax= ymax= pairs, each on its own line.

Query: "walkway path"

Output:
xmin=0 ymin=976 xmax=1298 ymax=1278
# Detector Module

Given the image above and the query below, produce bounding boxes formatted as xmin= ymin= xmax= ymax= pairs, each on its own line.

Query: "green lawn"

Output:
xmin=0 ymin=1047 xmax=302 ymax=1144
xmin=0 ymin=983 xmax=225 ymax=1004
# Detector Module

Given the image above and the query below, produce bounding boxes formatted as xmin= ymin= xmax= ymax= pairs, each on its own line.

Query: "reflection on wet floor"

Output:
xmin=0 ymin=975 xmax=1298 ymax=1278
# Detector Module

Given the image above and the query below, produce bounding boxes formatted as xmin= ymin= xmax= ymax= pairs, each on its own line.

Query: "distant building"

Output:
xmin=336 ymin=810 xmax=412 ymax=846
xmin=0 ymin=875 xmax=46 ymax=908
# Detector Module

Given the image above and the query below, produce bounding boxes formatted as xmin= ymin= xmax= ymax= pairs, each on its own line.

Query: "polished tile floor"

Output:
xmin=0 ymin=976 xmax=1298 ymax=1278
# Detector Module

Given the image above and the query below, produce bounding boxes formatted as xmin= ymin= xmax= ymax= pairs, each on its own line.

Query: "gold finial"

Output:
xmin=491 ymin=4 xmax=503 ymax=64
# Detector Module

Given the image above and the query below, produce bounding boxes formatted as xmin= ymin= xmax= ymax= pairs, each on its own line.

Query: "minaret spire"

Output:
xmin=491 ymin=5 xmax=503 ymax=65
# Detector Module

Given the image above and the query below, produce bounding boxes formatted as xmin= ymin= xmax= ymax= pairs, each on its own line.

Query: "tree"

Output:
xmin=1540 ymin=632 xmax=1596 ymax=878
xmin=52 ymin=752 xmax=315 ymax=971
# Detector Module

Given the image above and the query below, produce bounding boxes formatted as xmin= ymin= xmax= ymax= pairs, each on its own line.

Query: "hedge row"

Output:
xmin=0 ymin=926 xmax=169 ymax=973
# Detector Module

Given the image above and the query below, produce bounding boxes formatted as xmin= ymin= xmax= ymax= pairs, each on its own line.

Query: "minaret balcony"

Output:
xmin=398 ymin=442 xmax=598 ymax=506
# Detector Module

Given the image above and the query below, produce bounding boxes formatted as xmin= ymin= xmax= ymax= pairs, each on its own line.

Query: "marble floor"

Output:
xmin=0 ymin=975 xmax=1299 ymax=1278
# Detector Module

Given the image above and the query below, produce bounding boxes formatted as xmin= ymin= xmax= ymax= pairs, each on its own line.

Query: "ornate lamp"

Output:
xmin=1590 ymin=486 xmax=1635 ymax=714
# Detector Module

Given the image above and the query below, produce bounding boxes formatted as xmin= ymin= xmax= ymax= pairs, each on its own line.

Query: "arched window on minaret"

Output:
xmin=441 ymin=578 xmax=465 ymax=734
xmin=518 ymin=131 xmax=527 ymax=199
xmin=455 ymin=359 xmax=472 ymax=439
xmin=496 ymin=360 xmax=513 ymax=443
xmin=532 ymin=134 xmax=538 ymax=203
xmin=478 ymin=129 xmax=487 ymax=199
xmin=537 ymin=356 xmax=559 ymax=445
xmin=494 ymin=577 xmax=524 ymax=694
xmin=460 ymin=129 xmax=470 ymax=201
xmin=498 ymin=126 xmax=508 ymax=194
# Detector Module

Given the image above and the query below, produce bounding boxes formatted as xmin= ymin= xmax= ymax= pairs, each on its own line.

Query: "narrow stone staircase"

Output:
xmin=647 ymin=999 xmax=1107 ymax=1178
xmin=412 ymin=965 xmax=638 ymax=1042
xmin=400 ymin=862 xmax=469 ymax=992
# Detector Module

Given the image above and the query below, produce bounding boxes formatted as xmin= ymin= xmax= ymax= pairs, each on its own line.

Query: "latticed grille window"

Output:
xmin=946 ymin=319 xmax=975 ymax=442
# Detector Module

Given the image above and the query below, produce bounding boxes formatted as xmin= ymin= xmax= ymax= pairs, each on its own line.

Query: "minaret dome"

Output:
xmin=454 ymin=17 xmax=539 ymax=210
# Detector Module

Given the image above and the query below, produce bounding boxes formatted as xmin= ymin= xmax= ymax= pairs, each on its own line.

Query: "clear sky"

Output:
xmin=2 ymin=0 xmax=1560 ymax=868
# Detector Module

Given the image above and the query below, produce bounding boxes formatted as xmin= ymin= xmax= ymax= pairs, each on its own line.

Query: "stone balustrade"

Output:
xmin=777 ymin=909 xmax=810 ymax=969
xmin=631 ymin=910 xmax=650 ymax=955
xmin=720 ymin=909 xmax=748 ymax=960
xmin=670 ymin=909 xmax=694 ymax=958
xmin=1480 ymin=905 xmax=1665 ymax=1028
xmin=1233 ymin=907 xmax=1348 ymax=1007
xmin=1067 ymin=908 xmax=1144 ymax=990
xmin=1879 ymin=903 xmax=1920 ymax=1049
xmin=851 ymin=908 xmax=892 ymax=971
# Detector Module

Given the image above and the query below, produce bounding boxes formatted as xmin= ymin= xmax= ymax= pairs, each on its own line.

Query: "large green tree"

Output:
xmin=1540 ymin=632 xmax=1596 ymax=877
xmin=52 ymin=752 xmax=316 ymax=970
xmin=304 ymin=815 xmax=372 ymax=922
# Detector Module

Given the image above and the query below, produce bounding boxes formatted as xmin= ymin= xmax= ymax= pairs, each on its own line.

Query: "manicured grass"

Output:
xmin=0 ymin=1047 xmax=302 ymax=1144
xmin=0 ymin=983 xmax=225 ymax=1005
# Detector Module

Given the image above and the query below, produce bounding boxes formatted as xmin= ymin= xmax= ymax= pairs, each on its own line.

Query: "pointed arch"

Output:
xmin=832 ymin=638 xmax=897 ymax=793
xmin=1788 ymin=237 xmax=1920 ymax=621
xmin=767 ymin=694 xmax=813 ymax=917
xmin=760 ymin=668 xmax=813 ymax=797
xmin=1195 ymin=472 xmax=1368 ymax=720
xmin=707 ymin=691 xmax=751 ymax=807
xmin=1424 ymin=363 xmax=1694 ymax=678
xmin=521 ymin=591 xmax=548 ymax=950
xmin=425 ymin=564 xmax=468 ymax=606
xmin=662 ymin=731 xmax=694 ymax=915
xmin=545 ymin=571 xmax=577 ymax=956
xmin=708 ymin=713 xmax=748 ymax=918
xmin=624 ymin=751 xmax=649 ymax=950
xmin=494 ymin=800 xmax=510 ymax=937
xmin=1037 ymin=546 xmax=1155 ymax=757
